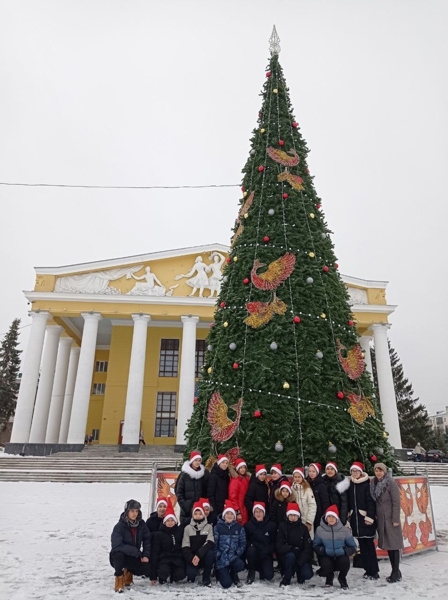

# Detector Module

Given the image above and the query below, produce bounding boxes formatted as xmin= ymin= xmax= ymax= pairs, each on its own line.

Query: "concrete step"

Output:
xmin=398 ymin=461 xmax=448 ymax=485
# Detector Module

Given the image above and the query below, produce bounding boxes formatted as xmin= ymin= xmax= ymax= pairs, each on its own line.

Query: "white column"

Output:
xmin=58 ymin=346 xmax=81 ymax=443
xmin=28 ymin=325 xmax=63 ymax=443
xmin=10 ymin=311 xmax=51 ymax=443
xmin=122 ymin=314 xmax=151 ymax=445
xmin=175 ymin=316 xmax=199 ymax=446
xmin=67 ymin=313 xmax=102 ymax=445
xmin=371 ymin=323 xmax=402 ymax=449
xmin=359 ymin=335 xmax=373 ymax=377
xmin=45 ymin=336 xmax=73 ymax=443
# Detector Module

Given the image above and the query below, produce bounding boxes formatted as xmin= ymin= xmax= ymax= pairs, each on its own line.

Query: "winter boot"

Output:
xmin=202 ymin=577 xmax=212 ymax=588
xmin=386 ymin=550 xmax=400 ymax=583
xmin=325 ymin=574 xmax=334 ymax=587
xmin=246 ymin=570 xmax=256 ymax=585
xmin=123 ymin=569 xmax=133 ymax=587
xmin=338 ymin=574 xmax=349 ymax=590
xmin=232 ymin=574 xmax=243 ymax=588
xmin=279 ymin=578 xmax=290 ymax=587
xmin=114 ymin=574 xmax=125 ymax=593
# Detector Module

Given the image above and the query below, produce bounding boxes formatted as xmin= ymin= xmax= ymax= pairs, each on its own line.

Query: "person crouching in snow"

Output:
xmin=110 ymin=499 xmax=151 ymax=593
xmin=269 ymin=480 xmax=295 ymax=526
xmin=313 ymin=505 xmax=357 ymax=590
xmin=214 ymin=500 xmax=246 ymax=588
xmin=291 ymin=467 xmax=317 ymax=538
xmin=228 ymin=457 xmax=250 ymax=525
xmin=244 ymin=501 xmax=276 ymax=584
xmin=150 ymin=499 xmax=186 ymax=585
xmin=276 ymin=502 xmax=313 ymax=587
xmin=182 ymin=501 xmax=215 ymax=587
xmin=346 ymin=462 xmax=379 ymax=580
xmin=146 ymin=497 xmax=167 ymax=542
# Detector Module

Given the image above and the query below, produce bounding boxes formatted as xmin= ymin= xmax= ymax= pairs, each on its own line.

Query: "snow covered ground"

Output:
xmin=1 ymin=482 xmax=447 ymax=600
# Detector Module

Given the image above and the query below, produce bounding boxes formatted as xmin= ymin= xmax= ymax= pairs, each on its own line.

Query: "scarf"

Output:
xmin=124 ymin=515 xmax=140 ymax=528
xmin=370 ymin=473 xmax=391 ymax=500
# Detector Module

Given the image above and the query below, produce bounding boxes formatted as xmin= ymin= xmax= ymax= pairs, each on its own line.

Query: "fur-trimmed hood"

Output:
xmin=350 ymin=472 xmax=370 ymax=485
xmin=274 ymin=488 xmax=294 ymax=503
xmin=335 ymin=476 xmax=351 ymax=494
xmin=181 ymin=460 xmax=205 ymax=479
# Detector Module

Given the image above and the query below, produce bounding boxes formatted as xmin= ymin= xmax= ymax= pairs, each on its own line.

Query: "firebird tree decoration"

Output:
xmin=277 ymin=170 xmax=304 ymax=190
xmin=251 ymin=252 xmax=295 ymax=290
xmin=347 ymin=392 xmax=375 ymax=425
xmin=244 ymin=296 xmax=287 ymax=328
xmin=337 ymin=339 xmax=365 ymax=380
xmin=267 ymin=147 xmax=299 ymax=167
xmin=207 ymin=391 xmax=243 ymax=442
xmin=231 ymin=191 xmax=255 ymax=247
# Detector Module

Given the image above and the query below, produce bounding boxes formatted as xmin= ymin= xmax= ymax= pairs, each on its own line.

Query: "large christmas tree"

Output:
xmin=185 ymin=30 xmax=395 ymax=473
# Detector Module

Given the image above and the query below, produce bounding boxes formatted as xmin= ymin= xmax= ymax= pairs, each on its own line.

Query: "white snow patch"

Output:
xmin=1 ymin=482 xmax=447 ymax=600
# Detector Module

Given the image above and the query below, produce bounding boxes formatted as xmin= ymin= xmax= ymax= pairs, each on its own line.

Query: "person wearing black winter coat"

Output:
xmin=207 ymin=459 xmax=230 ymax=516
xmin=307 ymin=464 xmax=331 ymax=531
xmin=345 ymin=463 xmax=379 ymax=579
xmin=322 ymin=463 xmax=348 ymax=525
xmin=146 ymin=498 xmax=167 ymax=542
xmin=269 ymin=486 xmax=295 ymax=526
xmin=110 ymin=499 xmax=151 ymax=592
xmin=276 ymin=503 xmax=314 ymax=586
xmin=244 ymin=470 xmax=270 ymax=515
xmin=267 ymin=464 xmax=289 ymax=508
xmin=244 ymin=505 xmax=277 ymax=583
xmin=176 ymin=454 xmax=209 ymax=519
xmin=150 ymin=519 xmax=186 ymax=584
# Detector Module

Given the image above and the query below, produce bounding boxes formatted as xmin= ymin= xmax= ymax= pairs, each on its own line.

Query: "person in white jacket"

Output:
xmin=291 ymin=467 xmax=317 ymax=538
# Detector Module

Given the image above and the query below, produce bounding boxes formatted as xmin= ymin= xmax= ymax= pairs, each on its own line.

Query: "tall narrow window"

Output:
xmin=95 ymin=361 xmax=108 ymax=372
xmin=92 ymin=383 xmax=106 ymax=395
xmin=154 ymin=392 xmax=177 ymax=437
xmin=195 ymin=339 xmax=206 ymax=378
xmin=158 ymin=339 xmax=179 ymax=377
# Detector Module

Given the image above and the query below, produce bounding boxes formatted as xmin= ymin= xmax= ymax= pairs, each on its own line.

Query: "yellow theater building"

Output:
xmin=7 ymin=243 xmax=402 ymax=455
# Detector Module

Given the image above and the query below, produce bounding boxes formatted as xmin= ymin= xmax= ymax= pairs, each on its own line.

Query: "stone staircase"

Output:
xmin=398 ymin=461 xmax=448 ymax=486
xmin=0 ymin=445 xmax=183 ymax=483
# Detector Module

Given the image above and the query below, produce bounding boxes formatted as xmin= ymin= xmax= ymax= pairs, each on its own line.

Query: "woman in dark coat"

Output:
xmin=269 ymin=482 xmax=295 ymax=526
xmin=306 ymin=463 xmax=331 ymax=531
xmin=268 ymin=464 xmax=289 ymax=508
xmin=322 ymin=462 xmax=348 ymax=525
xmin=244 ymin=465 xmax=270 ymax=515
xmin=110 ymin=499 xmax=151 ymax=592
xmin=244 ymin=502 xmax=277 ymax=583
xmin=176 ymin=450 xmax=208 ymax=519
xmin=370 ymin=463 xmax=404 ymax=584
xmin=276 ymin=502 xmax=314 ymax=586
xmin=207 ymin=454 xmax=230 ymax=516
xmin=345 ymin=462 xmax=379 ymax=579
xmin=150 ymin=504 xmax=186 ymax=584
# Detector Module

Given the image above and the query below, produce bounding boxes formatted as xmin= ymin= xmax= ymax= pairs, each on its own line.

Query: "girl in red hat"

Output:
xmin=214 ymin=500 xmax=246 ymax=588
xmin=306 ymin=463 xmax=331 ymax=532
xmin=207 ymin=454 xmax=230 ymax=517
xmin=268 ymin=464 xmax=289 ymax=508
xmin=176 ymin=451 xmax=208 ymax=519
xmin=276 ymin=502 xmax=314 ymax=586
xmin=291 ymin=468 xmax=317 ymax=538
xmin=244 ymin=465 xmax=269 ymax=515
xmin=269 ymin=481 xmax=295 ymax=526
xmin=229 ymin=458 xmax=250 ymax=525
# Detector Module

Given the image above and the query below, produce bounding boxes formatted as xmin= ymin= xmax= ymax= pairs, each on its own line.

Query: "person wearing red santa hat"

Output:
xmin=146 ymin=497 xmax=168 ymax=541
xmin=346 ymin=462 xmax=379 ymax=580
xmin=268 ymin=464 xmax=289 ymax=508
xmin=276 ymin=502 xmax=313 ymax=586
xmin=182 ymin=501 xmax=215 ymax=587
xmin=291 ymin=468 xmax=317 ymax=538
xmin=244 ymin=502 xmax=277 ymax=584
xmin=313 ymin=505 xmax=357 ymax=590
xmin=176 ymin=450 xmax=208 ymax=519
xmin=306 ymin=462 xmax=331 ymax=532
xmin=322 ymin=461 xmax=348 ymax=525
xmin=199 ymin=497 xmax=217 ymax=526
xmin=229 ymin=458 xmax=250 ymax=525
xmin=150 ymin=499 xmax=186 ymax=585
xmin=207 ymin=454 xmax=230 ymax=517
xmin=269 ymin=480 xmax=295 ymax=526
xmin=244 ymin=465 xmax=269 ymax=515
xmin=213 ymin=500 xmax=246 ymax=588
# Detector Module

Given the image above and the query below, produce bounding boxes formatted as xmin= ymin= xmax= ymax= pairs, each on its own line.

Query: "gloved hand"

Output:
xmin=314 ymin=546 xmax=325 ymax=557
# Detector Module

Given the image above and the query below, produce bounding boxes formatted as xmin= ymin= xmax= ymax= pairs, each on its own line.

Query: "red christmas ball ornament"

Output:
xmin=335 ymin=263 xmax=339 ymax=269
xmin=263 ymin=236 xmax=270 ymax=242
xmin=306 ymin=168 xmax=310 ymax=174
xmin=292 ymin=122 xmax=298 ymax=128
xmin=371 ymin=455 xmax=377 ymax=462
xmin=282 ymin=193 xmax=289 ymax=199
xmin=337 ymin=392 xmax=344 ymax=399
xmin=316 ymin=203 xmax=321 ymax=209
xmin=233 ymin=362 xmax=239 ymax=370
xmin=254 ymin=410 xmax=261 ymax=418
xmin=220 ymin=302 xmax=226 ymax=308
xmin=209 ymin=323 xmax=214 ymax=328
xmin=241 ymin=186 xmax=245 ymax=192
xmin=243 ymin=278 xmax=249 ymax=284
xmin=279 ymin=140 xmax=284 ymax=146
xmin=323 ymin=266 xmax=329 ymax=272
xmin=258 ymin=165 xmax=264 ymax=172
xmin=193 ymin=397 xmax=198 ymax=404
xmin=258 ymin=112 xmax=262 ymax=118
xmin=226 ymin=257 xmax=231 ymax=263
xmin=294 ymin=316 xmax=301 ymax=324
xmin=348 ymin=320 xmax=354 ymax=326
xmin=266 ymin=72 xmax=271 ymax=78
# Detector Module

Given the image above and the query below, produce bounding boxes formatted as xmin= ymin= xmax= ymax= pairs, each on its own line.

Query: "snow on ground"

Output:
xmin=1 ymin=482 xmax=447 ymax=600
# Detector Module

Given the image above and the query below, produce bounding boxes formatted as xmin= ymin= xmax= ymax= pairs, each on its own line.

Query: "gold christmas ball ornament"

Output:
xmin=223 ymin=321 xmax=229 ymax=328
xmin=260 ymin=128 xmax=266 ymax=133
xmin=320 ymin=313 xmax=326 ymax=319
xmin=233 ymin=256 xmax=238 ymax=262
xmin=383 ymin=431 xmax=388 ymax=438
xmin=308 ymin=252 xmax=315 ymax=258
xmin=243 ymin=191 xmax=248 ymax=198
xmin=207 ymin=367 xmax=212 ymax=374
xmin=273 ymin=88 xmax=278 ymax=94
xmin=283 ymin=382 xmax=290 ymax=390
xmin=244 ymin=213 xmax=249 ymax=219
xmin=309 ymin=213 xmax=315 ymax=219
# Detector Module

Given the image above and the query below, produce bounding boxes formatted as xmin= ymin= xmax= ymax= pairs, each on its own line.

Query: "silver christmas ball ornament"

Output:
xmin=250 ymin=149 xmax=256 ymax=155
xmin=316 ymin=351 xmax=324 ymax=359
xmin=328 ymin=443 xmax=337 ymax=454
xmin=374 ymin=447 xmax=384 ymax=456
xmin=270 ymin=341 xmax=278 ymax=351
xmin=229 ymin=342 xmax=237 ymax=351
xmin=275 ymin=440 xmax=284 ymax=452
xmin=222 ymin=276 xmax=228 ymax=283
xmin=207 ymin=345 xmax=213 ymax=352
xmin=268 ymin=208 xmax=275 ymax=216
xmin=306 ymin=277 xmax=314 ymax=284
xmin=321 ymin=232 xmax=327 ymax=239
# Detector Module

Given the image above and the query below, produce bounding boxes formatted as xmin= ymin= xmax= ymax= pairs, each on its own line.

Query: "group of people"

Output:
xmin=110 ymin=451 xmax=404 ymax=592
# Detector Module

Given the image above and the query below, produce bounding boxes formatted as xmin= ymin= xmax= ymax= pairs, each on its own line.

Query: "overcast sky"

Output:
xmin=1 ymin=0 xmax=447 ymax=415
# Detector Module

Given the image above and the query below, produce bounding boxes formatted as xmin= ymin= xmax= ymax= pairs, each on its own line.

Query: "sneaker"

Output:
xmin=279 ymin=579 xmax=290 ymax=587
xmin=338 ymin=575 xmax=349 ymax=590
xmin=246 ymin=571 xmax=255 ymax=585
xmin=232 ymin=575 xmax=243 ymax=588
xmin=362 ymin=572 xmax=369 ymax=579
xmin=325 ymin=574 xmax=334 ymax=588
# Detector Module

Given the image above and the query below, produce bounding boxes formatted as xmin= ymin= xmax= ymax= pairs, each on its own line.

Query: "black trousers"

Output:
xmin=358 ymin=538 xmax=379 ymax=576
xmin=318 ymin=555 xmax=350 ymax=579
xmin=185 ymin=550 xmax=214 ymax=582
xmin=246 ymin=546 xmax=274 ymax=580
xmin=110 ymin=551 xmax=152 ymax=577
xmin=158 ymin=559 xmax=186 ymax=583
